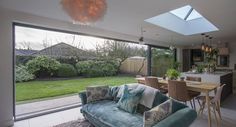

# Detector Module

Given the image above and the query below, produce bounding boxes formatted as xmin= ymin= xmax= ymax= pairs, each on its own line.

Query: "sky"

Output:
xmin=15 ymin=26 xmax=146 ymax=51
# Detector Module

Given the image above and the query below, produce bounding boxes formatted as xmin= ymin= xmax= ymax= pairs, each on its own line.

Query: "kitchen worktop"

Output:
xmin=183 ymin=71 xmax=232 ymax=77
xmin=182 ymin=71 xmax=233 ymax=101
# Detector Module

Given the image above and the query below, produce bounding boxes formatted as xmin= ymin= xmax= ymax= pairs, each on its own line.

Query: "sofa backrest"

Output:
xmin=112 ymin=83 xmax=169 ymax=114
xmin=79 ymin=84 xmax=186 ymax=115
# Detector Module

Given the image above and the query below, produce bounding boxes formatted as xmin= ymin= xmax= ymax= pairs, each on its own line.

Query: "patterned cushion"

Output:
xmin=117 ymin=85 xmax=144 ymax=114
xmin=143 ymin=99 xmax=173 ymax=127
xmin=86 ymin=85 xmax=111 ymax=103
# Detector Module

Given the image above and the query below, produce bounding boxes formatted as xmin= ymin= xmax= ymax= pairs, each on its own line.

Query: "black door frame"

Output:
xmin=12 ymin=22 xmax=177 ymax=120
xmin=147 ymin=45 xmax=177 ymax=76
xmin=12 ymin=22 xmax=139 ymax=121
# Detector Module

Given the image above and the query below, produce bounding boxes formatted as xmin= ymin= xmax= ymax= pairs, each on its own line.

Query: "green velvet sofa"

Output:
xmin=79 ymin=84 xmax=197 ymax=127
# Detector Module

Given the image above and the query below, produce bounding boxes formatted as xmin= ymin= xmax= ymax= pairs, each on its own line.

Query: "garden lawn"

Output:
xmin=16 ymin=76 xmax=136 ymax=102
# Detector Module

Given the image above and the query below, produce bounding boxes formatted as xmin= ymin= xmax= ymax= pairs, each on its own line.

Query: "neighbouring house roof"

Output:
xmin=15 ymin=49 xmax=38 ymax=56
xmin=32 ymin=42 xmax=96 ymax=59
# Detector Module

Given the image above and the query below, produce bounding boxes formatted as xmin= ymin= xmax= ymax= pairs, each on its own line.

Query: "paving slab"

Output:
xmin=16 ymin=95 xmax=81 ymax=116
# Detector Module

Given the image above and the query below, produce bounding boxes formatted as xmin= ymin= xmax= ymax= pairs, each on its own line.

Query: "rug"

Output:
xmin=53 ymin=119 xmax=94 ymax=127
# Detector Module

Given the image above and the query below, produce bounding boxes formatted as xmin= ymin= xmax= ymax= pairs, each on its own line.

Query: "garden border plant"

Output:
xmin=76 ymin=60 xmax=119 ymax=77
xmin=26 ymin=56 xmax=61 ymax=78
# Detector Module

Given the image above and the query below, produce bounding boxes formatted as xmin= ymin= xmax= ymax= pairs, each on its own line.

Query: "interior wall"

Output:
xmin=228 ymin=42 xmax=236 ymax=69
xmin=0 ymin=7 xmax=177 ymax=126
xmin=176 ymin=48 xmax=183 ymax=71
xmin=0 ymin=9 xmax=14 ymax=127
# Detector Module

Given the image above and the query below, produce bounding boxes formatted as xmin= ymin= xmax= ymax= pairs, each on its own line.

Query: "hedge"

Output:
xmin=26 ymin=56 xmax=60 ymax=78
xmin=57 ymin=64 xmax=77 ymax=77
xmin=76 ymin=60 xmax=119 ymax=77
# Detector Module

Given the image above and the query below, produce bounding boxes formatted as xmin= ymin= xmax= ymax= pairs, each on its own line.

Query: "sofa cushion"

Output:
xmin=152 ymin=92 xmax=169 ymax=107
xmin=117 ymin=83 xmax=159 ymax=109
xmin=152 ymin=108 xmax=197 ymax=127
xmin=117 ymin=85 xmax=144 ymax=113
xmin=81 ymin=100 xmax=143 ymax=127
xmin=117 ymin=83 xmax=139 ymax=98
xmin=110 ymin=86 xmax=120 ymax=102
xmin=86 ymin=85 xmax=111 ymax=103
xmin=144 ymin=98 xmax=188 ymax=127
xmin=144 ymin=99 xmax=173 ymax=127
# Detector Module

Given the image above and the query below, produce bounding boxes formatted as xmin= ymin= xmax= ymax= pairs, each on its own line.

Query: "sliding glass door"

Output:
xmin=151 ymin=47 xmax=175 ymax=77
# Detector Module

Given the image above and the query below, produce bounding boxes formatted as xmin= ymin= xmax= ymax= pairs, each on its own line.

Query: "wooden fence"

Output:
xmin=119 ymin=56 xmax=147 ymax=75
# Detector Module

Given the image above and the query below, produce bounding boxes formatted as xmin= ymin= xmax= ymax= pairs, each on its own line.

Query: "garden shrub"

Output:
xmin=16 ymin=65 xmax=34 ymax=82
xmin=26 ymin=56 xmax=60 ymax=78
xmin=57 ymin=64 xmax=77 ymax=77
xmin=56 ymin=57 xmax=79 ymax=66
xmin=76 ymin=60 xmax=119 ymax=77
xmin=16 ymin=55 xmax=36 ymax=65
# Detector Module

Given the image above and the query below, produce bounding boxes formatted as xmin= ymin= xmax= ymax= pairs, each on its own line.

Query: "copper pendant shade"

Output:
xmin=61 ymin=0 xmax=107 ymax=24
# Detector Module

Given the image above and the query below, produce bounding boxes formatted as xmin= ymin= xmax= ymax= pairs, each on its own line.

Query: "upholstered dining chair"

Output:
xmin=168 ymin=80 xmax=200 ymax=109
xmin=196 ymin=84 xmax=226 ymax=124
xmin=145 ymin=77 xmax=168 ymax=94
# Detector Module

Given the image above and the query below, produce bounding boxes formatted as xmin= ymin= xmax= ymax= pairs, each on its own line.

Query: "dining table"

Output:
xmin=135 ymin=77 xmax=219 ymax=127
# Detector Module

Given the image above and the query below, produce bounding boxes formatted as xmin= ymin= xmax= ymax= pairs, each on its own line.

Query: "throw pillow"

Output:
xmin=143 ymin=99 xmax=173 ymax=127
xmin=117 ymin=85 xmax=144 ymax=114
xmin=86 ymin=85 xmax=111 ymax=103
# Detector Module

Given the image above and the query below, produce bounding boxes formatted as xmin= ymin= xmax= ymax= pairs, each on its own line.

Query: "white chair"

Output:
xmin=196 ymin=84 xmax=226 ymax=125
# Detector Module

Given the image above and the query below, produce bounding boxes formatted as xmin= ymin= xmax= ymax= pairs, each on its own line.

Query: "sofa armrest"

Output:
xmin=153 ymin=108 xmax=197 ymax=127
xmin=78 ymin=91 xmax=87 ymax=105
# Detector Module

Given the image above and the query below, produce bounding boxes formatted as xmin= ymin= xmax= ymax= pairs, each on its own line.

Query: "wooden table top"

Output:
xmin=135 ymin=77 xmax=219 ymax=92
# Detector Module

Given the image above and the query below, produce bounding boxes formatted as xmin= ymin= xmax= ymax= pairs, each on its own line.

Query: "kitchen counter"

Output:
xmin=182 ymin=71 xmax=232 ymax=83
xmin=182 ymin=71 xmax=233 ymax=101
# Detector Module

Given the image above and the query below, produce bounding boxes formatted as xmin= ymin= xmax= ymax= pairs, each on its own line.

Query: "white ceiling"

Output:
xmin=0 ymin=0 xmax=236 ymax=46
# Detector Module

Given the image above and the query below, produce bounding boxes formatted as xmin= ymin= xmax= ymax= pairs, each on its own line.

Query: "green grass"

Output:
xmin=16 ymin=76 xmax=136 ymax=102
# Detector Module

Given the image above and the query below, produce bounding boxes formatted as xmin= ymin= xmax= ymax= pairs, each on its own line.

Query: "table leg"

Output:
xmin=206 ymin=91 xmax=212 ymax=127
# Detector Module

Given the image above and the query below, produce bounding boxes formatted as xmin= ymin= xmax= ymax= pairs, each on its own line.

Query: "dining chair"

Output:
xmin=186 ymin=76 xmax=202 ymax=82
xmin=196 ymin=84 xmax=226 ymax=124
xmin=186 ymin=76 xmax=202 ymax=109
xmin=168 ymin=80 xmax=200 ymax=109
xmin=145 ymin=77 xmax=168 ymax=94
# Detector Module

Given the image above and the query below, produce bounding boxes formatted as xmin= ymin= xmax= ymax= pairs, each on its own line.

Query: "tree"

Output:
xmin=95 ymin=40 xmax=130 ymax=68
xmin=19 ymin=41 xmax=32 ymax=50
xmin=95 ymin=40 xmax=147 ymax=71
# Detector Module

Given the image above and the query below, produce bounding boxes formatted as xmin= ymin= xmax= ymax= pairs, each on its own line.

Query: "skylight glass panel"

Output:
xmin=186 ymin=9 xmax=203 ymax=21
xmin=170 ymin=5 xmax=191 ymax=20
xmin=145 ymin=5 xmax=219 ymax=35
xmin=170 ymin=5 xmax=203 ymax=21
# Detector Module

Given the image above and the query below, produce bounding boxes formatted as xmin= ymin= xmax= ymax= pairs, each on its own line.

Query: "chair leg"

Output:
xmin=193 ymin=98 xmax=196 ymax=110
xmin=189 ymin=100 xmax=193 ymax=109
xmin=200 ymin=101 xmax=206 ymax=116
xmin=216 ymin=101 xmax=222 ymax=120
xmin=213 ymin=105 xmax=219 ymax=127
xmin=197 ymin=99 xmax=203 ymax=115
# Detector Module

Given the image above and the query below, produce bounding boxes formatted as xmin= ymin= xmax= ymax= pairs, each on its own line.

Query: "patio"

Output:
xmin=14 ymin=95 xmax=236 ymax=127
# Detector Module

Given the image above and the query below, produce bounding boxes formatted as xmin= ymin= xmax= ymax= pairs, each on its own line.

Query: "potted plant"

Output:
xmin=166 ymin=69 xmax=180 ymax=80
xmin=196 ymin=64 xmax=205 ymax=73
xmin=205 ymin=48 xmax=219 ymax=73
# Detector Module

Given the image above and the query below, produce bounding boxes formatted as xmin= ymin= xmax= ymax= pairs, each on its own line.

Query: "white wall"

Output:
xmin=0 ymin=9 xmax=14 ymax=127
xmin=0 ymin=7 xmax=175 ymax=126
